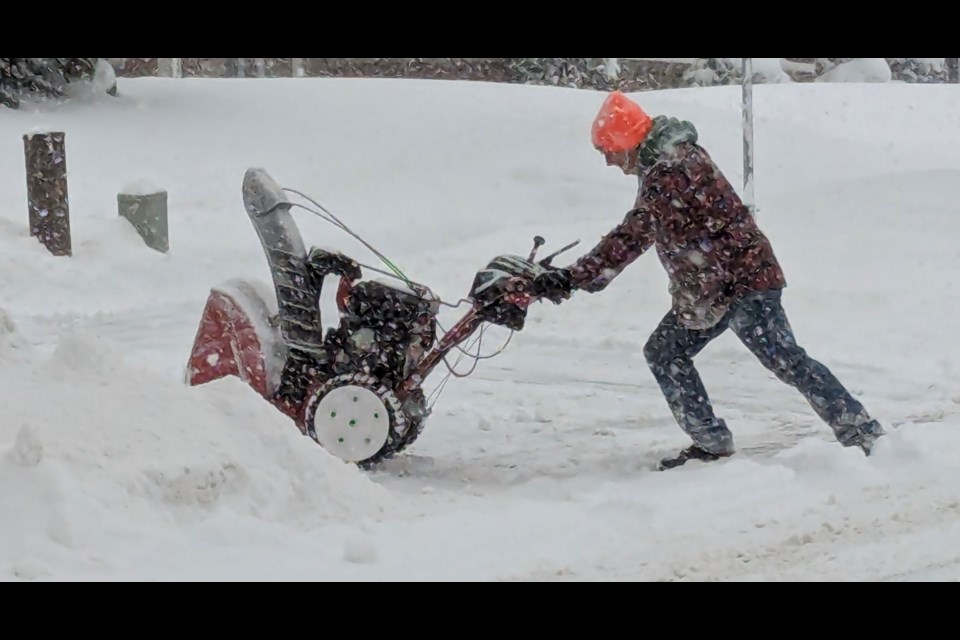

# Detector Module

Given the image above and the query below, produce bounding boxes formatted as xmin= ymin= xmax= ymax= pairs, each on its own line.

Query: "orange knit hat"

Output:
xmin=591 ymin=91 xmax=654 ymax=153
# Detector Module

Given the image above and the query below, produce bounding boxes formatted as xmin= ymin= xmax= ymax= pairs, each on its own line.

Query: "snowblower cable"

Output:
xmin=283 ymin=190 xmax=472 ymax=310
xmin=283 ymin=188 xmax=412 ymax=284
xmin=344 ymin=258 xmax=473 ymax=311
xmin=437 ymin=319 xmax=514 ymax=362
xmin=427 ymin=322 xmax=514 ymax=405
xmin=444 ymin=325 xmax=485 ymax=378
xmin=426 ymin=327 xmax=483 ymax=406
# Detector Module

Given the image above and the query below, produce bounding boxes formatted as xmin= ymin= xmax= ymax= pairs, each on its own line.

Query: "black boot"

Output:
xmin=658 ymin=444 xmax=733 ymax=470
xmin=837 ymin=419 xmax=885 ymax=456
xmin=854 ymin=421 xmax=884 ymax=456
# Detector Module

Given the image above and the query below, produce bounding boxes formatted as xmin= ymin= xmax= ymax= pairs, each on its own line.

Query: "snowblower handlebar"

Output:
xmin=402 ymin=236 xmax=578 ymax=396
xmin=465 ymin=236 xmax=578 ymax=327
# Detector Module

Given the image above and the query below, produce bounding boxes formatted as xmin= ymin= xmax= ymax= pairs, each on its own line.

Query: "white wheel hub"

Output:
xmin=312 ymin=385 xmax=390 ymax=462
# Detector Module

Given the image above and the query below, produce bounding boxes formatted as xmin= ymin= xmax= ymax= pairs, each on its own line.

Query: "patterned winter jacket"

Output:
xmin=568 ymin=116 xmax=786 ymax=329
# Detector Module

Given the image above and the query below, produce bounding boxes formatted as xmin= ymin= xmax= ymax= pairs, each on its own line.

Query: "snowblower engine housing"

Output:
xmin=321 ymin=273 xmax=439 ymax=386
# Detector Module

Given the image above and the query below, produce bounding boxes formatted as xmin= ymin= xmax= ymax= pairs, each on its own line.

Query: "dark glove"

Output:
xmin=534 ymin=268 xmax=574 ymax=304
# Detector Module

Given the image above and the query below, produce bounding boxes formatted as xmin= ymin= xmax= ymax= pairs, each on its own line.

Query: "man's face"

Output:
xmin=598 ymin=147 xmax=639 ymax=176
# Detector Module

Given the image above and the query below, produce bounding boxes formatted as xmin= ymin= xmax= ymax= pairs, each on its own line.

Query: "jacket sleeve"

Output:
xmin=566 ymin=206 xmax=655 ymax=293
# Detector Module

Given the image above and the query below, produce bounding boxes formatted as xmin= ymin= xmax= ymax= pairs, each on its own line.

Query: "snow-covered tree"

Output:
xmin=505 ymin=58 xmax=618 ymax=90
xmin=1 ymin=58 xmax=116 ymax=109
xmin=887 ymin=58 xmax=948 ymax=83
xmin=684 ymin=58 xmax=792 ymax=86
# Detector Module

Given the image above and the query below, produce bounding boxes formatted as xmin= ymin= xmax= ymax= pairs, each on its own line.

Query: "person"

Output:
xmin=540 ymin=90 xmax=885 ymax=469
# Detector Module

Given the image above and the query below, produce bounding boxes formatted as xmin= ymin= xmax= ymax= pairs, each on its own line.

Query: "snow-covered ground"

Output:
xmin=2 ymin=78 xmax=959 ymax=581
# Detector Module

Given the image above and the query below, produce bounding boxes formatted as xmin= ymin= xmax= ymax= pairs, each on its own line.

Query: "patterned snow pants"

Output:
xmin=643 ymin=289 xmax=884 ymax=454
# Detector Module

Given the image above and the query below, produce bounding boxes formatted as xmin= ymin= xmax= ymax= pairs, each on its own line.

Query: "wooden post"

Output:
xmin=118 ymin=190 xmax=169 ymax=253
xmin=23 ymin=131 xmax=71 ymax=256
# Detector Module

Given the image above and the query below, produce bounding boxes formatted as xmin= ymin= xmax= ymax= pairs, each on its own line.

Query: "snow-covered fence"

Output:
xmin=23 ymin=131 xmax=71 ymax=257
xmin=108 ymin=58 xmax=693 ymax=91
xmin=109 ymin=58 xmax=958 ymax=89
xmin=118 ymin=189 xmax=169 ymax=253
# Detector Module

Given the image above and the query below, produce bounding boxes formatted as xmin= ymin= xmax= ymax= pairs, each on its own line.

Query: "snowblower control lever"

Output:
xmin=537 ymin=238 xmax=580 ymax=268
xmin=528 ymin=235 xmax=546 ymax=261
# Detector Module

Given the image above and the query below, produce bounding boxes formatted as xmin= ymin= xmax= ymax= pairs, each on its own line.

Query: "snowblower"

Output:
xmin=185 ymin=168 xmax=578 ymax=466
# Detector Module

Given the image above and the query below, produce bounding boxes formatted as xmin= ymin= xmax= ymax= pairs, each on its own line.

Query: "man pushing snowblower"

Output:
xmin=185 ymin=94 xmax=884 ymax=472
xmin=543 ymin=91 xmax=886 ymax=469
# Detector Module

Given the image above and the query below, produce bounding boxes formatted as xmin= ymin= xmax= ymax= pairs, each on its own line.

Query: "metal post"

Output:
xmin=158 ymin=58 xmax=182 ymax=78
xmin=742 ymin=57 xmax=755 ymax=215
